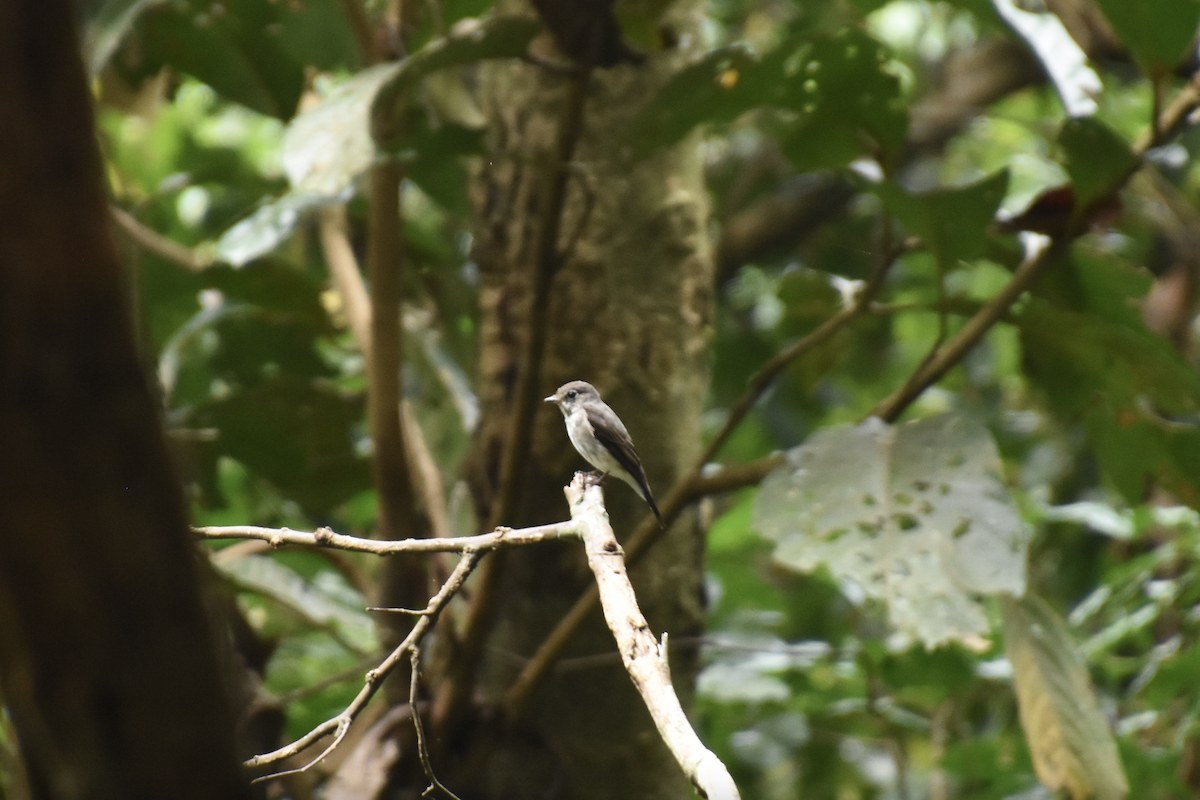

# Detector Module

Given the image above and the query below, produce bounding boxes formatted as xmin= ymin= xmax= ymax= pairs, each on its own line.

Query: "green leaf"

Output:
xmin=875 ymin=170 xmax=1009 ymax=271
xmin=1091 ymin=0 xmax=1200 ymax=76
xmin=191 ymin=377 xmax=371 ymax=518
xmin=1002 ymin=594 xmax=1129 ymax=800
xmin=83 ymin=0 xmax=159 ymax=77
xmin=776 ymin=29 xmax=908 ymax=172
xmin=138 ymin=0 xmax=306 ymax=118
xmin=280 ymin=16 xmax=538 ymax=199
xmin=214 ymin=553 xmax=375 ymax=655
xmin=1020 ymin=299 xmax=1200 ymax=418
xmin=215 ymin=192 xmax=331 ymax=266
xmin=1058 ymin=118 xmax=1139 ymax=213
xmin=627 ymin=28 xmax=906 ymax=168
xmin=753 ymin=413 xmax=1030 ymax=648
xmin=624 ymin=45 xmax=762 ymax=157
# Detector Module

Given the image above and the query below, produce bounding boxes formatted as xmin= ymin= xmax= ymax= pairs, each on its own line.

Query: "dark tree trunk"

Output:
xmin=0 ymin=2 xmax=251 ymax=797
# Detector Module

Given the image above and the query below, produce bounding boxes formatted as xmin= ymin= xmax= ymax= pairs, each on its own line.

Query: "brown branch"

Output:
xmin=246 ymin=550 xmax=481 ymax=779
xmin=336 ymin=0 xmax=380 ymax=65
xmin=703 ymin=236 xmax=898 ymax=464
xmin=110 ymin=204 xmax=213 ymax=272
xmin=869 ymin=69 xmax=1200 ymax=423
xmin=565 ymin=476 xmax=741 ymax=799
xmin=869 ymin=237 xmax=1065 ymax=423
xmin=319 ymin=205 xmax=373 ymax=355
xmin=434 ymin=65 xmax=593 ymax=735
xmin=367 ymin=161 xmax=419 ymax=547
xmin=1134 ymin=70 xmax=1200 ymax=153
xmin=320 ymin=205 xmax=455 ymax=542
xmin=195 ymin=520 xmax=579 ymax=555
xmin=409 ymin=649 xmax=463 ymax=800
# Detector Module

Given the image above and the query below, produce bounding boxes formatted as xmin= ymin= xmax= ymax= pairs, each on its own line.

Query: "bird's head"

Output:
xmin=545 ymin=380 xmax=600 ymax=416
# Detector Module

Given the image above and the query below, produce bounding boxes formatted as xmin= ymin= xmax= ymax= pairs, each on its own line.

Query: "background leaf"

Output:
xmin=1003 ymin=594 xmax=1129 ymax=800
xmin=754 ymin=413 xmax=1030 ymax=647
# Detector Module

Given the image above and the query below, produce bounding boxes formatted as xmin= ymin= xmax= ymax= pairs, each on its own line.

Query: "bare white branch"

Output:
xmin=195 ymin=520 xmax=578 ymax=555
xmin=247 ymin=550 xmax=482 ymax=780
xmin=565 ymin=474 xmax=741 ymax=800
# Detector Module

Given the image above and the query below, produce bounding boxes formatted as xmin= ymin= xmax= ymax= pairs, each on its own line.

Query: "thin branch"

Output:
xmin=565 ymin=475 xmax=741 ymax=800
xmin=702 ymin=230 xmax=898 ymax=464
xmin=367 ymin=160 xmax=420 ymax=547
xmin=275 ymin=654 xmax=381 ymax=706
xmin=1134 ymin=69 xmax=1200 ymax=153
xmin=409 ymin=649 xmax=462 ymax=800
xmin=320 ymin=204 xmax=456 ymax=543
xmin=869 ymin=70 xmax=1200 ymax=424
xmin=435 ymin=65 xmax=593 ymax=736
xmin=110 ymin=205 xmax=212 ymax=272
xmin=869 ymin=237 xmax=1064 ymax=422
xmin=247 ymin=550 xmax=481 ymax=779
xmin=195 ymin=520 xmax=579 ymax=555
xmin=336 ymin=0 xmax=379 ymax=65
xmin=319 ymin=205 xmax=373 ymax=355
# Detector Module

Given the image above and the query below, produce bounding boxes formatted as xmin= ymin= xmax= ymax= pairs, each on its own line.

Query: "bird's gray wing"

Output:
xmin=585 ymin=403 xmax=663 ymax=524
xmin=585 ymin=403 xmax=643 ymax=478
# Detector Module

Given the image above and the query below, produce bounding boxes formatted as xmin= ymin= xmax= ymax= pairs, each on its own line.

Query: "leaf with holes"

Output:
xmin=753 ymin=414 xmax=1029 ymax=648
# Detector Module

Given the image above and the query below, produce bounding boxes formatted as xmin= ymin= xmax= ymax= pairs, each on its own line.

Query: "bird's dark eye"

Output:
xmin=566 ymin=390 xmax=577 ymax=399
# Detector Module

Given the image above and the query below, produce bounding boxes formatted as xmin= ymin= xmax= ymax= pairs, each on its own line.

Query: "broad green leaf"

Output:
xmin=627 ymin=28 xmax=906 ymax=168
xmin=138 ymin=0 xmax=308 ymax=117
xmin=875 ymin=170 xmax=1009 ymax=271
xmin=624 ymin=45 xmax=762 ymax=156
xmin=753 ymin=413 xmax=1030 ymax=648
xmin=1058 ymin=118 xmax=1138 ymax=213
xmin=215 ymin=192 xmax=331 ymax=266
xmin=1002 ymin=594 xmax=1129 ymax=800
xmin=214 ymin=553 xmax=376 ymax=655
xmin=281 ymin=16 xmax=538 ymax=198
xmin=83 ymin=0 xmax=159 ymax=77
xmin=1092 ymin=0 xmax=1200 ymax=76
xmin=776 ymin=29 xmax=908 ymax=172
xmin=191 ymin=377 xmax=371 ymax=518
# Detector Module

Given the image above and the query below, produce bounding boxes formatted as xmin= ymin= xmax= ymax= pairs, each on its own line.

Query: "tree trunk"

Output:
xmin=454 ymin=5 xmax=713 ymax=797
xmin=0 ymin=2 xmax=251 ymax=797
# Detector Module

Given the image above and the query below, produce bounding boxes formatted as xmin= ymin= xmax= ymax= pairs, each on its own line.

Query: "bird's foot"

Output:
xmin=580 ymin=470 xmax=606 ymax=488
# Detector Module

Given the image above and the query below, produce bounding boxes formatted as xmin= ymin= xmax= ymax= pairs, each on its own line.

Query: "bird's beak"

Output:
xmin=544 ymin=395 xmax=556 ymax=403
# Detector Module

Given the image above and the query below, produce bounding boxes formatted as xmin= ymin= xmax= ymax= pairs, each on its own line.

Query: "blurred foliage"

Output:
xmin=74 ymin=0 xmax=1200 ymax=796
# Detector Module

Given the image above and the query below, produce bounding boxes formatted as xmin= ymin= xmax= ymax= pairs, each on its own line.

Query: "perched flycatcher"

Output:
xmin=545 ymin=380 xmax=663 ymax=525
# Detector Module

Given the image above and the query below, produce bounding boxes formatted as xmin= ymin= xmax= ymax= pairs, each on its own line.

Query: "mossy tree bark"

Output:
xmin=453 ymin=4 xmax=714 ymax=797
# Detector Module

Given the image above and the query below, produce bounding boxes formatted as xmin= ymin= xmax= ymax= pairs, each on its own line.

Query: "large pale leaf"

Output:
xmin=1002 ymin=594 xmax=1129 ymax=800
xmin=753 ymin=414 xmax=1029 ymax=648
xmin=215 ymin=553 xmax=376 ymax=655
xmin=281 ymin=16 xmax=539 ymax=197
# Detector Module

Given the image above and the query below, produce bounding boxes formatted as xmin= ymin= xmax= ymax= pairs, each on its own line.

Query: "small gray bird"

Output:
xmin=545 ymin=380 xmax=663 ymax=525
